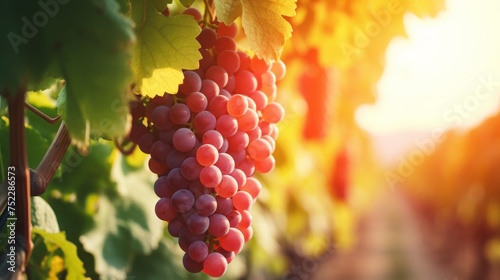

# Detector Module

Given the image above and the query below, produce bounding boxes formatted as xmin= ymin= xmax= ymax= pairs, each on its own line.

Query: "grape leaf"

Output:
xmin=216 ymin=0 xmax=296 ymax=62
xmin=0 ymin=1 xmax=53 ymax=96
xmin=31 ymin=197 xmax=60 ymax=234
xmin=215 ymin=0 xmax=242 ymax=25
xmin=80 ymin=154 xmax=163 ymax=279
xmin=130 ymin=1 xmax=202 ymax=97
xmin=32 ymin=228 xmax=87 ymax=280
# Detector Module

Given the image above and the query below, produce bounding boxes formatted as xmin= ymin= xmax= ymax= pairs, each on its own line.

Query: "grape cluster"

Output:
xmin=128 ymin=8 xmax=285 ymax=278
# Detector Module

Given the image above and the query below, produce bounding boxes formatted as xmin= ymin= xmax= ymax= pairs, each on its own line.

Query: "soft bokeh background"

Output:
xmin=2 ymin=0 xmax=499 ymax=279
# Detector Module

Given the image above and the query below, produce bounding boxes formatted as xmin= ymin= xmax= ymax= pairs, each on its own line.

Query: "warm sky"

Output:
xmin=356 ymin=0 xmax=500 ymax=135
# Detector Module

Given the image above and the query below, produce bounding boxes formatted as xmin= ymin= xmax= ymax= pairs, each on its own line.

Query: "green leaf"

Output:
xmin=31 ymin=196 xmax=60 ymax=234
xmin=0 ymin=117 xmax=50 ymax=174
xmin=0 ymin=1 xmax=53 ymax=96
xmin=129 ymin=238 xmax=210 ymax=280
xmin=48 ymin=0 xmax=135 ymax=148
xmin=130 ymin=0 xmax=202 ymax=97
xmin=31 ymin=228 xmax=87 ymax=280
xmin=180 ymin=0 xmax=197 ymax=8
xmin=80 ymin=154 xmax=163 ymax=279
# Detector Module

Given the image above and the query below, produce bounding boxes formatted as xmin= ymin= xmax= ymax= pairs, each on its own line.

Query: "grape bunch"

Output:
xmin=128 ymin=8 xmax=285 ymax=277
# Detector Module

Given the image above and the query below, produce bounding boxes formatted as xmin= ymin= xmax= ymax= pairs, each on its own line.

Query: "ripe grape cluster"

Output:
xmin=128 ymin=8 xmax=285 ymax=278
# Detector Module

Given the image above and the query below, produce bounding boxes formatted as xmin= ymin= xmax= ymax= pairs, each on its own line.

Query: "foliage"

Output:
xmin=0 ymin=0 xmax=447 ymax=279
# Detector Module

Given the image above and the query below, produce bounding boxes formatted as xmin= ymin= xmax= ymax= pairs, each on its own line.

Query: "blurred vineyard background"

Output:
xmin=2 ymin=0 xmax=500 ymax=279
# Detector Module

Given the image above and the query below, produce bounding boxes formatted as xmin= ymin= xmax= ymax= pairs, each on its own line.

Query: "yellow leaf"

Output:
xmin=240 ymin=0 xmax=296 ymax=62
xmin=215 ymin=0 xmax=242 ymax=23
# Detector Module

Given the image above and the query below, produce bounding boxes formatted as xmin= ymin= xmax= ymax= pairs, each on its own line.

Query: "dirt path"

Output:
xmin=311 ymin=191 xmax=442 ymax=280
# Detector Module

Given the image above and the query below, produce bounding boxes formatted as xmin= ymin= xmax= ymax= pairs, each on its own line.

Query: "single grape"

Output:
xmin=214 ymin=153 xmax=235 ymax=175
xmin=188 ymin=240 xmax=209 ymax=263
xmin=196 ymin=144 xmax=219 ymax=167
xmin=254 ymin=155 xmax=276 ymax=173
xmin=205 ymin=65 xmax=229 ymax=88
xmin=181 ymin=157 xmax=203 ymax=181
xmin=214 ymin=36 xmax=237 ymax=53
xmin=200 ymin=79 xmax=220 ymax=101
xmin=187 ymin=213 xmax=210 ymax=235
xmin=170 ymin=103 xmax=191 ymax=124
xmin=183 ymin=253 xmax=203 ymax=273
xmin=230 ymin=168 xmax=247 ymax=188
xmin=155 ymin=197 xmax=177 ymax=221
xmin=193 ymin=111 xmax=216 ymax=133
xmin=197 ymin=28 xmax=217 ymax=49
xmin=194 ymin=194 xmax=217 ymax=216
xmin=167 ymin=217 xmax=185 ymax=237
xmin=227 ymin=130 xmax=249 ymax=152
xmin=217 ymin=50 xmax=240 ymax=74
xmin=218 ymin=228 xmax=245 ymax=253
xmin=202 ymin=130 xmax=224 ymax=149
xmin=226 ymin=210 xmax=242 ymax=228
xmin=214 ymin=175 xmax=238 ymax=198
xmin=208 ymin=213 xmax=230 ymax=237
xmin=237 ymin=109 xmax=259 ymax=132
xmin=215 ymin=196 xmax=233 ymax=215
xmin=150 ymin=141 xmax=171 ymax=162
xmin=186 ymin=91 xmax=208 ymax=113
xmin=234 ymin=70 xmax=258 ymax=95
xmin=262 ymin=102 xmax=285 ymax=123
xmin=171 ymin=189 xmax=195 ymax=213
xmin=216 ymin=115 xmax=238 ymax=138
xmin=240 ymin=177 xmax=262 ymax=199
xmin=179 ymin=71 xmax=202 ymax=95
xmin=227 ymin=94 xmax=249 ymax=117
xmin=138 ymin=133 xmax=155 ymax=154
xmin=202 ymin=253 xmax=228 ymax=277
xmin=148 ymin=157 xmax=169 ymax=175
xmin=208 ymin=95 xmax=229 ymax=118
xmin=232 ymin=191 xmax=253 ymax=211
xmin=173 ymin=128 xmax=196 ymax=152
xmin=199 ymin=165 xmax=222 ymax=188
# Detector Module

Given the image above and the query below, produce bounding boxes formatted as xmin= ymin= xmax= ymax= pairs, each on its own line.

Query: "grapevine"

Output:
xmin=127 ymin=7 xmax=286 ymax=277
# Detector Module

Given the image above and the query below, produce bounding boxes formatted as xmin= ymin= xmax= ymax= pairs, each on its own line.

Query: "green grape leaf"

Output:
xmin=50 ymin=0 xmax=134 ymax=148
xmin=0 ymin=118 xmax=49 ymax=174
xmin=215 ymin=0 xmax=242 ymax=23
xmin=31 ymin=197 xmax=60 ymax=234
xmin=130 ymin=0 xmax=202 ymax=97
xmin=179 ymin=0 xmax=196 ymax=8
xmin=151 ymin=0 xmax=173 ymax=11
xmin=31 ymin=228 xmax=86 ymax=280
xmin=80 ymin=154 xmax=163 ymax=279
xmin=0 ymin=1 xmax=53 ymax=96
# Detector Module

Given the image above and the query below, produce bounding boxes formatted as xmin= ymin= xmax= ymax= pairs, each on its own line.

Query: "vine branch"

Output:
xmin=7 ymin=89 xmax=32 ymax=271
xmin=31 ymin=122 xmax=71 ymax=196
